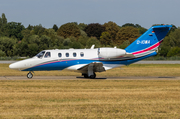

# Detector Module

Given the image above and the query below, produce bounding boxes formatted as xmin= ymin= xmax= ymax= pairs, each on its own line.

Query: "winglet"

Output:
xmin=90 ymin=45 xmax=95 ymax=49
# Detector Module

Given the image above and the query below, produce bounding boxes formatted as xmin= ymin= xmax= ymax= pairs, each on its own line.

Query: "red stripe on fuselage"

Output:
xmin=132 ymin=40 xmax=163 ymax=55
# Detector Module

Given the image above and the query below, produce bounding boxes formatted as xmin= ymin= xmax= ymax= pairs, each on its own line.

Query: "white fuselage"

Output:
xmin=9 ymin=48 xmax=128 ymax=72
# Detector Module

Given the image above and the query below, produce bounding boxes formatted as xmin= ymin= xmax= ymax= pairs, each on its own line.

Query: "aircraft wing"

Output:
xmin=77 ymin=62 xmax=105 ymax=72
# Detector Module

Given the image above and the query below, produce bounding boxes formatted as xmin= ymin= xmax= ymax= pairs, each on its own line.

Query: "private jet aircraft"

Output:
xmin=9 ymin=25 xmax=172 ymax=79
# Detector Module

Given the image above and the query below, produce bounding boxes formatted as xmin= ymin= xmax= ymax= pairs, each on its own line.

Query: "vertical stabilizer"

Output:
xmin=125 ymin=25 xmax=172 ymax=57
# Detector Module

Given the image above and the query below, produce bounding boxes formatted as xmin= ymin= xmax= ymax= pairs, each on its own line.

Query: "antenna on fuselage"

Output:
xmin=90 ymin=45 xmax=95 ymax=49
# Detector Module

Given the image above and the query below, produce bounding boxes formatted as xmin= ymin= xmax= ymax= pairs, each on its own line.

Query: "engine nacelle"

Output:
xmin=98 ymin=48 xmax=126 ymax=58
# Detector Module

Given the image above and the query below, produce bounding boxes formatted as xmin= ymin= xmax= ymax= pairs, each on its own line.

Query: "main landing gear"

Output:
xmin=82 ymin=73 xmax=96 ymax=79
xmin=27 ymin=72 xmax=33 ymax=79
xmin=82 ymin=63 xmax=97 ymax=79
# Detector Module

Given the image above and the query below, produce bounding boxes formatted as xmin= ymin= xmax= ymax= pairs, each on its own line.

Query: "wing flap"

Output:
xmin=78 ymin=62 xmax=105 ymax=72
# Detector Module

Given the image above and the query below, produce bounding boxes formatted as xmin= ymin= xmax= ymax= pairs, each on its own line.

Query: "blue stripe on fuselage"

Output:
xmin=22 ymin=51 xmax=157 ymax=71
xmin=22 ymin=59 xmax=97 ymax=71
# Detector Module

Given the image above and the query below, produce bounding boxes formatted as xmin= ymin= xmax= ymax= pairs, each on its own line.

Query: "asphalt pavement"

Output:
xmin=0 ymin=76 xmax=179 ymax=80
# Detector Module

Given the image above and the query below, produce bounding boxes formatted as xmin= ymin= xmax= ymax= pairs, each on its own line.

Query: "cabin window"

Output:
xmin=36 ymin=51 xmax=45 ymax=58
xmin=66 ymin=53 xmax=69 ymax=57
xmin=73 ymin=52 xmax=76 ymax=57
xmin=80 ymin=52 xmax=84 ymax=57
xmin=44 ymin=52 xmax=51 ymax=58
xmin=58 ymin=53 xmax=62 ymax=57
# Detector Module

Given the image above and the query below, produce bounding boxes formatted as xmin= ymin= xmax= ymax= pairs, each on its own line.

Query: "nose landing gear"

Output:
xmin=27 ymin=72 xmax=33 ymax=79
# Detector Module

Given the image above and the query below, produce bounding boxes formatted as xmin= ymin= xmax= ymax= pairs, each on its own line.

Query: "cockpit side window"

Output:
xmin=36 ymin=51 xmax=45 ymax=58
xmin=44 ymin=52 xmax=51 ymax=58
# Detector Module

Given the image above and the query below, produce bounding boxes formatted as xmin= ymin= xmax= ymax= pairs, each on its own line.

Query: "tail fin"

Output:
xmin=125 ymin=25 xmax=172 ymax=57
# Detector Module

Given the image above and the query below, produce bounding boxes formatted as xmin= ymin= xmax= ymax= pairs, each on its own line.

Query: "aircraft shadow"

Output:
xmin=76 ymin=77 xmax=107 ymax=80
xmin=158 ymin=76 xmax=175 ymax=78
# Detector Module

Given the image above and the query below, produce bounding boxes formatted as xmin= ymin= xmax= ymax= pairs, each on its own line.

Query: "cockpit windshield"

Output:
xmin=36 ymin=51 xmax=45 ymax=58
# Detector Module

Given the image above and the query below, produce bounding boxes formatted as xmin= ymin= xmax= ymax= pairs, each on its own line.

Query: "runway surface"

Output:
xmin=1 ymin=76 xmax=179 ymax=80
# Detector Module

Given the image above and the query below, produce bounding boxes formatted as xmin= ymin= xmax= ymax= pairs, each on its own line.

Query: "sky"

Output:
xmin=0 ymin=0 xmax=179 ymax=29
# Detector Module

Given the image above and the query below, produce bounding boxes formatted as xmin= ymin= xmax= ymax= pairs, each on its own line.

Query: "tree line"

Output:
xmin=0 ymin=13 xmax=179 ymax=57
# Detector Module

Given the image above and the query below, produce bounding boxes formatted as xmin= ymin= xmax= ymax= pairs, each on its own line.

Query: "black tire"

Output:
xmin=90 ymin=75 xmax=96 ymax=79
xmin=84 ymin=74 xmax=89 ymax=78
xmin=27 ymin=72 xmax=33 ymax=79
xmin=94 ymin=73 xmax=96 ymax=78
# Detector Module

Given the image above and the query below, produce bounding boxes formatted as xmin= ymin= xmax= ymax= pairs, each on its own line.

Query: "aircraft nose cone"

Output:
xmin=9 ymin=63 xmax=16 ymax=69
xmin=9 ymin=62 xmax=21 ymax=70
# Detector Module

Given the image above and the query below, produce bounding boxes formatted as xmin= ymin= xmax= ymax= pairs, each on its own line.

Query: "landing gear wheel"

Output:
xmin=27 ymin=72 xmax=33 ymax=79
xmin=90 ymin=73 xmax=96 ymax=79
xmin=90 ymin=75 xmax=95 ymax=79
xmin=84 ymin=74 xmax=89 ymax=78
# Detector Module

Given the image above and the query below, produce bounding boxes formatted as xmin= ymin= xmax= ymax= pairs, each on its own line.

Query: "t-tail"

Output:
xmin=125 ymin=25 xmax=172 ymax=59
